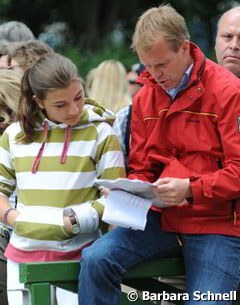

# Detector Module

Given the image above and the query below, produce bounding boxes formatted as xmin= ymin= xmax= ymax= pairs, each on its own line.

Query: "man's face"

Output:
xmin=137 ymin=39 xmax=191 ymax=91
xmin=127 ymin=71 xmax=142 ymax=97
xmin=215 ymin=11 xmax=240 ymax=77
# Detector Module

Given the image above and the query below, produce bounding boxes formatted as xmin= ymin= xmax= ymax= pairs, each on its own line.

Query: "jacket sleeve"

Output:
xmin=191 ymin=89 xmax=240 ymax=204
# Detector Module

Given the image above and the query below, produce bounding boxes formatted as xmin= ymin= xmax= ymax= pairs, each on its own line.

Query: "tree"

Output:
xmin=0 ymin=0 xmax=235 ymax=68
xmin=0 ymin=0 xmax=234 ymax=52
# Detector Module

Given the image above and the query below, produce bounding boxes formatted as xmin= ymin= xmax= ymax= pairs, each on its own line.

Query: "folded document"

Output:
xmin=94 ymin=178 xmax=166 ymax=206
xmin=94 ymin=178 xmax=166 ymax=230
xmin=102 ymin=190 xmax=152 ymax=230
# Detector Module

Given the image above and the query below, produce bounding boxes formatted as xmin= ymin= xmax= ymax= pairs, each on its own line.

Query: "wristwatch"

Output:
xmin=69 ymin=214 xmax=81 ymax=235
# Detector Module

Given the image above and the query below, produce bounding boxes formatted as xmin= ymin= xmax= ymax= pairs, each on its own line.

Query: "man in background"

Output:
xmin=215 ymin=6 xmax=240 ymax=77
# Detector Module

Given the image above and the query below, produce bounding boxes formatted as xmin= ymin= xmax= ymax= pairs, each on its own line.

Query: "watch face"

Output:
xmin=71 ymin=224 xmax=80 ymax=234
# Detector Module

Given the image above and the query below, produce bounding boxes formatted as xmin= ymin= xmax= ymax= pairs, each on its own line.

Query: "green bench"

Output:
xmin=19 ymin=255 xmax=240 ymax=305
xmin=19 ymin=256 xmax=185 ymax=305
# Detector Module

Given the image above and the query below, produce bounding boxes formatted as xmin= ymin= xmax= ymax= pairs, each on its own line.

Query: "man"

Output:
xmin=215 ymin=6 xmax=240 ymax=77
xmin=78 ymin=5 xmax=240 ymax=305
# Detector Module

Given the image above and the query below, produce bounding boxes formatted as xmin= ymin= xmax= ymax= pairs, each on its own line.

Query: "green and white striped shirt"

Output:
xmin=0 ymin=99 xmax=125 ymax=262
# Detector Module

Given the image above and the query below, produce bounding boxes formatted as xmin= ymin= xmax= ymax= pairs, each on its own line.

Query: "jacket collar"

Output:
xmin=165 ymin=44 xmax=206 ymax=118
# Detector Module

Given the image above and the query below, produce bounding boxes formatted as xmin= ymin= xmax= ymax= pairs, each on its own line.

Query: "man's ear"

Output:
xmin=181 ymin=40 xmax=190 ymax=54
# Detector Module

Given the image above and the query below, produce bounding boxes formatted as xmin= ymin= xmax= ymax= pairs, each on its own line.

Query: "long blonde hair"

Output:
xmin=0 ymin=69 xmax=21 ymax=132
xmin=85 ymin=67 xmax=96 ymax=98
xmin=89 ymin=59 xmax=131 ymax=113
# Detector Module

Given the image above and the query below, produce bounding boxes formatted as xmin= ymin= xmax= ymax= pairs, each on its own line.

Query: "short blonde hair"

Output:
xmin=132 ymin=4 xmax=190 ymax=52
xmin=89 ymin=59 xmax=131 ymax=113
xmin=0 ymin=69 xmax=21 ymax=129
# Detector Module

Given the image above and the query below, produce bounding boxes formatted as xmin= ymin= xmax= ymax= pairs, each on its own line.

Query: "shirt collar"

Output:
xmin=166 ymin=63 xmax=194 ymax=100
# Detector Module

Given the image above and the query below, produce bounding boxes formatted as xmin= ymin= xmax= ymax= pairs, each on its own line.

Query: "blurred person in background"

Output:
xmin=215 ymin=6 xmax=240 ymax=298
xmin=0 ymin=21 xmax=34 ymax=44
xmin=6 ymin=40 xmax=54 ymax=73
xmin=84 ymin=67 xmax=96 ymax=98
xmin=0 ymin=70 xmax=21 ymax=132
xmin=0 ymin=69 xmax=22 ymax=305
xmin=0 ymin=21 xmax=34 ymax=69
xmin=0 ymin=21 xmax=36 ymax=305
xmin=88 ymin=59 xmax=131 ymax=113
xmin=127 ymin=63 xmax=144 ymax=97
xmin=113 ymin=63 xmax=144 ymax=167
xmin=215 ymin=6 xmax=240 ymax=78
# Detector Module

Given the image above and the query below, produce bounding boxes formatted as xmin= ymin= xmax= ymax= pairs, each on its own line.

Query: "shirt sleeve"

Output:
xmin=0 ymin=131 xmax=16 ymax=198
xmin=92 ymin=122 xmax=126 ymax=216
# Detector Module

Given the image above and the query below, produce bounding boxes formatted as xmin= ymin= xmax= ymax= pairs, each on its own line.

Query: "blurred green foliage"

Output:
xmin=0 ymin=0 xmax=235 ymax=78
xmin=58 ymin=43 xmax=139 ymax=78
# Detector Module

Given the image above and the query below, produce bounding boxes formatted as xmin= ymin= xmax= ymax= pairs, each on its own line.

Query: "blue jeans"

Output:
xmin=78 ymin=210 xmax=240 ymax=305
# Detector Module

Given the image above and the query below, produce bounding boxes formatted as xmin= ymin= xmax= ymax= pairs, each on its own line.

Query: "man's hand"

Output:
xmin=153 ymin=178 xmax=192 ymax=207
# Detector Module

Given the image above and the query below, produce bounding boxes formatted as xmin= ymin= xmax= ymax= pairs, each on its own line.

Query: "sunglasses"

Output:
xmin=128 ymin=80 xmax=137 ymax=85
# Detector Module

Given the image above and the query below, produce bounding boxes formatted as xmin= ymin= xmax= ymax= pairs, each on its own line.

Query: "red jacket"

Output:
xmin=128 ymin=43 xmax=240 ymax=236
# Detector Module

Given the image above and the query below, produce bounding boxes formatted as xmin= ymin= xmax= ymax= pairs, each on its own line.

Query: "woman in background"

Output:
xmin=88 ymin=59 xmax=131 ymax=113
xmin=0 ymin=69 xmax=21 ymax=132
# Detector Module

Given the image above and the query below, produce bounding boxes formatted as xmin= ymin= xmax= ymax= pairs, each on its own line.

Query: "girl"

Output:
xmin=0 ymin=53 xmax=125 ymax=305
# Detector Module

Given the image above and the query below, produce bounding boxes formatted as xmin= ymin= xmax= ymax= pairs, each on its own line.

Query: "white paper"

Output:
xmin=102 ymin=190 xmax=152 ymax=230
xmin=94 ymin=178 xmax=167 ymax=208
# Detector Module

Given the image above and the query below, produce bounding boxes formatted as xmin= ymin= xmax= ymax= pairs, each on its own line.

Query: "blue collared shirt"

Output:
xmin=166 ymin=63 xmax=193 ymax=100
